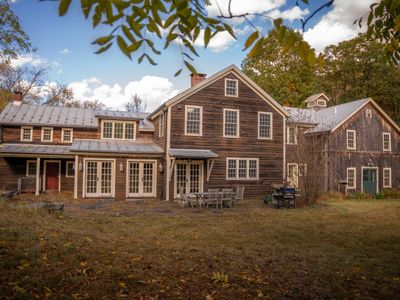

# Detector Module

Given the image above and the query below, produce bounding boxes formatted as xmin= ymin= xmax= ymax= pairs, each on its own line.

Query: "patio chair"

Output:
xmin=178 ymin=185 xmax=191 ymax=208
xmin=234 ymin=185 xmax=245 ymax=205
xmin=206 ymin=191 xmax=219 ymax=209
xmin=221 ymin=188 xmax=234 ymax=208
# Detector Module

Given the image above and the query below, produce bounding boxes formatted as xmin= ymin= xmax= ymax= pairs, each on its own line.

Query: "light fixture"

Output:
xmin=119 ymin=162 xmax=124 ymax=172
xmin=78 ymin=161 xmax=83 ymax=172
xmin=158 ymin=161 xmax=164 ymax=173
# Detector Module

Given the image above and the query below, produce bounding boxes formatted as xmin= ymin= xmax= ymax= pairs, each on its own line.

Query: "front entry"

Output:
xmin=45 ymin=161 xmax=60 ymax=191
xmin=127 ymin=160 xmax=156 ymax=197
xmin=174 ymin=161 xmax=203 ymax=198
xmin=362 ymin=168 xmax=378 ymax=194
xmin=85 ymin=160 xmax=115 ymax=198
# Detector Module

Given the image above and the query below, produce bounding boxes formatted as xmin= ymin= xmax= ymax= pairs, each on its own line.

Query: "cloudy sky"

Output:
xmin=10 ymin=0 xmax=373 ymax=111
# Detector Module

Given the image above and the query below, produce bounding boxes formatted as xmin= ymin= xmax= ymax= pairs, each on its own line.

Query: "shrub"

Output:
xmin=375 ymin=189 xmax=400 ymax=199
xmin=347 ymin=192 xmax=374 ymax=200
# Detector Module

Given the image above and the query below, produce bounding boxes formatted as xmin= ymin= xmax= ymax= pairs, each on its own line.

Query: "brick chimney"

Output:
xmin=190 ymin=73 xmax=206 ymax=87
xmin=13 ymin=91 xmax=23 ymax=106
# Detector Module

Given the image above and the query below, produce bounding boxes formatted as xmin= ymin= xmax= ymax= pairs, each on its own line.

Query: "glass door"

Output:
xmin=127 ymin=161 xmax=156 ymax=197
xmin=175 ymin=161 xmax=203 ymax=198
xmin=85 ymin=160 xmax=114 ymax=197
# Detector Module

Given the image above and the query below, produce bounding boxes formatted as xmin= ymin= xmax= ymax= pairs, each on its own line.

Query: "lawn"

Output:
xmin=0 ymin=198 xmax=400 ymax=299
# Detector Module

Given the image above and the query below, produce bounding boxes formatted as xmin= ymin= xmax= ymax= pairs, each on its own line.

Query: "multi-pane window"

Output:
xmin=347 ymin=168 xmax=356 ymax=189
xmin=101 ymin=121 xmax=135 ymax=140
xmin=287 ymin=163 xmax=298 ymax=187
xmin=21 ymin=126 xmax=33 ymax=141
xmin=366 ymin=109 xmax=372 ymax=118
xmin=224 ymin=109 xmax=239 ymax=138
xmin=287 ymin=126 xmax=297 ymax=144
xmin=299 ymin=164 xmax=307 ymax=176
xmin=159 ymin=112 xmax=165 ymax=138
xmin=226 ymin=158 xmax=258 ymax=180
xmin=66 ymin=161 xmax=75 ymax=177
xmin=62 ymin=128 xmax=73 ymax=143
xmin=383 ymin=133 xmax=391 ymax=151
xmin=383 ymin=168 xmax=392 ymax=188
xmin=346 ymin=130 xmax=356 ymax=150
xmin=258 ymin=112 xmax=272 ymax=139
xmin=41 ymin=127 xmax=53 ymax=142
xmin=225 ymin=78 xmax=238 ymax=97
xmin=26 ymin=160 xmax=37 ymax=177
xmin=185 ymin=106 xmax=202 ymax=136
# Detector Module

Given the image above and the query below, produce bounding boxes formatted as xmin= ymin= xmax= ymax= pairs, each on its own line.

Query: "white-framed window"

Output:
xmin=225 ymin=78 xmax=238 ymax=97
xmin=258 ymin=112 xmax=272 ymax=140
xmin=61 ymin=128 xmax=73 ymax=143
xmin=185 ymin=105 xmax=202 ymax=136
xmin=159 ymin=112 xmax=165 ymax=138
xmin=317 ymin=99 xmax=326 ymax=106
xmin=346 ymin=130 xmax=356 ymax=150
xmin=101 ymin=120 xmax=136 ymax=140
xmin=366 ymin=109 xmax=372 ymax=118
xmin=66 ymin=161 xmax=75 ymax=178
xmin=383 ymin=168 xmax=392 ymax=188
xmin=286 ymin=125 xmax=297 ymax=145
xmin=299 ymin=164 xmax=307 ymax=176
xmin=223 ymin=108 xmax=239 ymax=138
xmin=226 ymin=158 xmax=258 ymax=180
xmin=41 ymin=127 xmax=53 ymax=142
xmin=307 ymin=101 xmax=316 ymax=108
xmin=20 ymin=126 xmax=33 ymax=141
xmin=383 ymin=132 xmax=391 ymax=151
xmin=26 ymin=160 xmax=37 ymax=177
xmin=347 ymin=167 xmax=356 ymax=189
xmin=287 ymin=163 xmax=298 ymax=187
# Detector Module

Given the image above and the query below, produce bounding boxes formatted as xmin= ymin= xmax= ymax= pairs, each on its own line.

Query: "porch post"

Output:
xmin=73 ymin=155 xmax=78 ymax=199
xmin=35 ymin=157 xmax=40 ymax=196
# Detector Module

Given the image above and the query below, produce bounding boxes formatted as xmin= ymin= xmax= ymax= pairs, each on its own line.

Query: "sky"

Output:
xmin=9 ymin=0 xmax=374 ymax=112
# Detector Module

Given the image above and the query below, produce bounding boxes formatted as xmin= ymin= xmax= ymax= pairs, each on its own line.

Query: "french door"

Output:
xmin=127 ymin=160 xmax=156 ymax=197
xmin=85 ymin=160 xmax=115 ymax=197
xmin=175 ymin=161 xmax=203 ymax=198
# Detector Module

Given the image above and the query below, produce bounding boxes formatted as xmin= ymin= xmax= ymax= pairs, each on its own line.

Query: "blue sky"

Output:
xmin=10 ymin=0 xmax=371 ymax=111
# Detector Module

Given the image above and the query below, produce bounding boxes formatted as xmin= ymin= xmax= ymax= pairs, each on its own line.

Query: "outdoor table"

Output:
xmin=190 ymin=191 xmax=235 ymax=208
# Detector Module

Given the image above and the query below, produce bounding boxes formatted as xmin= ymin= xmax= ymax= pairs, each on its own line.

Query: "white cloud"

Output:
xmin=303 ymin=0 xmax=375 ymax=52
xmin=60 ymin=48 xmax=71 ymax=55
xmin=268 ymin=6 xmax=309 ymax=21
xmin=68 ymin=76 xmax=180 ymax=111
xmin=10 ymin=54 xmax=47 ymax=68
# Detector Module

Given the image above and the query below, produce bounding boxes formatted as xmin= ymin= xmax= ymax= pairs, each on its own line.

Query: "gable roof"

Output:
xmin=304 ymin=93 xmax=330 ymax=103
xmin=148 ymin=64 xmax=288 ymax=120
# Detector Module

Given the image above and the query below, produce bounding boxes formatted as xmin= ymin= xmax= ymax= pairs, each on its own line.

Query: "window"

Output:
xmin=101 ymin=120 xmax=136 ymax=140
xmin=258 ymin=112 xmax=272 ymax=140
xmin=26 ymin=160 xmax=37 ymax=177
xmin=307 ymin=101 xmax=316 ymax=108
xmin=66 ymin=161 xmax=75 ymax=178
xmin=226 ymin=158 xmax=258 ymax=180
xmin=299 ymin=164 xmax=307 ymax=176
xmin=317 ymin=100 xmax=326 ymax=106
xmin=41 ymin=127 xmax=53 ymax=142
xmin=159 ymin=112 xmax=165 ymax=138
xmin=225 ymin=78 xmax=238 ymax=97
xmin=347 ymin=167 xmax=356 ymax=189
xmin=287 ymin=125 xmax=297 ymax=144
xmin=366 ymin=109 xmax=372 ymax=118
xmin=223 ymin=109 xmax=239 ymax=138
xmin=383 ymin=132 xmax=391 ymax=151
xmin=21 ymin=126 xmax=33 ymax=141
xmin=346 ymin=130 xmax=356 ymax=150
xmin=185 ymin=105 xmax=202 ymax=136
xmin=287 ymin=163 xmax=298 ymax=187
xmin=383 ymin=168 xmax=392 ymax=188
xmin=61 ymin=128 xmax=73 ymax=143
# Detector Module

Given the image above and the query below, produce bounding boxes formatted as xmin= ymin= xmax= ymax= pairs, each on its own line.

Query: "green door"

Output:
xmin=363 ymin=169 xmax=377 ymax=194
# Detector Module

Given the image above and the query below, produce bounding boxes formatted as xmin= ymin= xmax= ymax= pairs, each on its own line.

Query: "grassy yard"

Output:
xmin=0 ymin=198 xmax=400 ymax=299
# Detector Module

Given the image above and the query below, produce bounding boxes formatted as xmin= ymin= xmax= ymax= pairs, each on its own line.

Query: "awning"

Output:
xmin=70 ymin=139 xmax=163 ymax=154
xmin=168 ymin=148 xmax=218 ymax=159
xmin=0 ymin=144 xmax=72 ymax=156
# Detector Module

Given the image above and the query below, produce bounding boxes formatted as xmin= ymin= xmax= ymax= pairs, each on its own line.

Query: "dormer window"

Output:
xmin=62 ymin=128 xmax=73 ymax=143
xmin=225 ymin=78 xmax=238 ymax=97
xmin=101 ymin=120 xmax=136 ymax=140
xmin=41 ymin=127 xmax=53 ymax=142
xmin=307 ymin=101 xmax=316 ymax=108
xmin=317 ymin=100 xmax=326 ymax=107
xmin=21 ymin=126 xmax=33 ymax=141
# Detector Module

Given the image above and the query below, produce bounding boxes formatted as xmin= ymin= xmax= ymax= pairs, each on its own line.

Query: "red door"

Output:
xmin=46 ymin=162 xmax=59 ymax=191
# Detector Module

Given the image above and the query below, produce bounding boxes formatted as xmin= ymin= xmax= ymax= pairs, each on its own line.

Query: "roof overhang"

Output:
xmin=168 ymin=148 xmax=218 ymax=159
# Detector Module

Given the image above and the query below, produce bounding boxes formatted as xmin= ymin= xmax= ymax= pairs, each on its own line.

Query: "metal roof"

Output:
xmin=0 ymin=143 xmax=72 ymax=156
xmin=285 ymin=107 xmax=319 ymax=125
xmin=0 ymin=103 xmax=154 ymax=131
xmin=168 ymin=148 xmax=218 ymax=158
xmin=70 ymin=139 xmax=163 ymax=154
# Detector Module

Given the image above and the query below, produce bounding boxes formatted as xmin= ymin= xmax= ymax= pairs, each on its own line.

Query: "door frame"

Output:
xmin=82 ymin=158 xmax=116 ymax=198
xmin=126 ymin=159 xmax=157 ymax=198
xmin=361 ymin=166 xmax=379 ymax=194
xmin=43 ymin=160 xmax=61 ymax=192
xmin=174 ymin=160 xmax=204 ymax=198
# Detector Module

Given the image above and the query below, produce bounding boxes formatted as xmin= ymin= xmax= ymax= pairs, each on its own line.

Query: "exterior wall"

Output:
xmin=168 ymin=73 xmax=285 ymax=199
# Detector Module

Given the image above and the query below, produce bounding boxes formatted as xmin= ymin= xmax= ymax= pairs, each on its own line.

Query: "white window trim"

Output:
xmin=287 ymin=163 xmax=299 ymax=187
xmin=383 ymin=167 xmax=392 ymax=188
xmin=258 ymin=111 xmax=273 ymax=140
xmin=159 ymin=112 xmax=165 ymax=138
xmin=382 ymin=132 xmax=391 ymax=152
xmin=317 ymin=100 xmax=326 ymax=106
xmin=43 ymin=160 xmax=61 ymax=192
xmin=66 ymin=161 xmax=75 ymax=178
xmin=226 ymin=158 xmax=259 ymax=180
xmin=61 ymin=128 xmax=74 ymax=143
xmin=100 ymin=120 xmax=136 ymax=140
xmin=41 ymin=127 xmax=54 ymax=142
xmin=184 ymin=105 xmax=203 ymax=136
xmin=26 ymin=160 xmax=37 ymax=177
xmin=366 ymin=109 xmax=372 ymax=118
xmin=82 ymin=158 xmax=116 ymax=198
xmin=223 ymin=108 xmax=240 ymax=138
xmin=20 ymin=126 xmax=33 ymax=142
xmin=224 ymin=78 xmax=239 ymax=97
xmin=346 ymin=129 xmax=356 ymax=150
xmin=286 ymin=125 xmax=297 ymax=145
xmin=347 ymin=167 xmax=356 ymax=189
xmin=126 ymin=159 xmax=157 ymax=198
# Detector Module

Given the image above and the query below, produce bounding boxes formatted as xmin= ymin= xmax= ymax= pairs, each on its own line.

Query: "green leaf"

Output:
xmin=174 ymin=69 xmax=183 ymax=77
xmin=204 ymin=27 xmax=211 ymax=47
xmin=117 ymin=35 xmax=131 ymax=59
xmin=92 ymin=35 xmax=114 ymax=46
xmin=244 ymin=31 xmax=259 ymax=50
xmin=247 ymin=37 xmax=264 ymax=58
xmin=94 ymin=43 xmax=113 ymax=54
xmin=184 ymin=60 xmax=197 ymax=75
xmin=59 ymin=0 xmax=72 ymax=16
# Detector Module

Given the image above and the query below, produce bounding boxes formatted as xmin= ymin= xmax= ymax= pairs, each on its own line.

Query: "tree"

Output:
xmin=0 ymin=1 xmax=32 ymax=60
xmin=241 ymin=29 xmax=318 ymax=107
xmin=125 ymin=94 xmax=146 ymax=113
